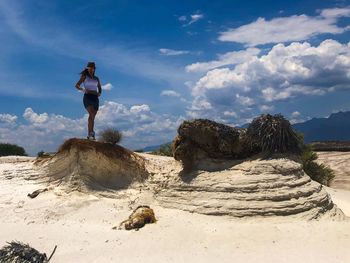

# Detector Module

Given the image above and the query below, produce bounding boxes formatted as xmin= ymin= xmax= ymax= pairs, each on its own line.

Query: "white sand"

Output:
xmin=316 ymin=151 xmax=350 ymax=191
xmin=0 ymin=155 xmax=350 ymax=263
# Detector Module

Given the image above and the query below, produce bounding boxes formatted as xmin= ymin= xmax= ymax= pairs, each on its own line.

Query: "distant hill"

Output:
xmin=293 ymin=111 xmax=350 ymax=143
xmin=309 ymin=141 xmax=350 ymax=151
xmin=142 ymin=142 xmax=172 ymax=152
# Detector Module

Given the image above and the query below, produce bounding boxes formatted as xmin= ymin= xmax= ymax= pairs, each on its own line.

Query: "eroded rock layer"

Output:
xmin=154 ymin=158 xmax=345 ymax=220
xmin=38 ymin=138 xmax=148 ymax=191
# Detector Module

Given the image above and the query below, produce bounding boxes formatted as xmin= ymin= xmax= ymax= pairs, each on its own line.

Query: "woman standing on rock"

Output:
xmin=75 ymin=62 xmax=102 ymax=140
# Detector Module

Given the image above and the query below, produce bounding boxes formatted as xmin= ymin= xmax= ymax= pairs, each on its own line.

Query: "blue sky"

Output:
xmin=0 ymin=0 xmax=349 ymax=155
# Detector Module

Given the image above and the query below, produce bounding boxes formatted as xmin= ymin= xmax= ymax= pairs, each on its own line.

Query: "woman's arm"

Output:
xmin=75 ymin=75 xmax=86 ymax=91
xmin=97 ymin=78 xmax=102 ymax=96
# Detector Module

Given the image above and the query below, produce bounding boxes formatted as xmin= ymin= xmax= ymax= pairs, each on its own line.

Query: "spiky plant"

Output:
xmin=99 ymin=128 xmax=122 ymax=145
xmin=247 ymin=114 xmax=302 ymax=153
xmin=0 ymin=241 xmax=57 ymax=263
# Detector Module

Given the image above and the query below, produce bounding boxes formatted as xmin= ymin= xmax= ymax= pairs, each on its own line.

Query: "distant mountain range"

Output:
xmin=293 ymin=111 xmax=350 ymax=143
xmin=142 ymin=144 xmax=165 ymax=152
xmin=140 ymin=111 xmax=350 ymax=151
xmin=142 ymin=142 xmax=172 ymax=152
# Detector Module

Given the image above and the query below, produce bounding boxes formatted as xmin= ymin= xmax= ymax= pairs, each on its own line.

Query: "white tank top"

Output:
xmin=83 ymin=75 xmax=98 ymax=92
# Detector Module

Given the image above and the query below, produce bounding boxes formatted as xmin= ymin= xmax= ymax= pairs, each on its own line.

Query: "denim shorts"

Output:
xmin=83 ymin=94 xmax=99 ymax=111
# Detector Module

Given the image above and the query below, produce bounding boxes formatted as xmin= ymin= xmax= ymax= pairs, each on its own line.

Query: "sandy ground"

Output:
xmin=316 ymin=151 xmax=350 ymax=191
xmin=0 ymin=155 xmax=350 ymax=263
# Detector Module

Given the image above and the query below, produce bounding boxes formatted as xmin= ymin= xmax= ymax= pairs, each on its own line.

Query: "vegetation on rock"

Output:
xmin=99 ymin=128 xmax=122 ymax=145
xmin=151 ymin=114 xmax=336 ymax=187
xmin=247 ymin=114 xmax=302 ymax=153
xmin=300 ymin=146 xmax=335 ymax=186
xmin=37 ymin=150 xmax=53 ymax=158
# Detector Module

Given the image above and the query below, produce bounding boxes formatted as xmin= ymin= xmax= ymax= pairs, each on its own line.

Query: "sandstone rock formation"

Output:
xmin=38 ymin=138 xmax=148 ymax=192
xmin=153 ymin=158 xmax=345 ymax=220
xmin=173 ymin=119 xmax=258 ymax=170
xmin=173 ymin=115 xmax=303 ymax=170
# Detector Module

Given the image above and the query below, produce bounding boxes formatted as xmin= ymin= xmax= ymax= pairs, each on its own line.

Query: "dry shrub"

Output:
xmin=0 ymin=241 xmax=57 ymax=263
xmin=247 ymin=114 xmax=302 ymax=153
xmin=300 ymin=146 xmax=335 ymax=186
xmin=99 ymin=128 xmax=122 ymax=145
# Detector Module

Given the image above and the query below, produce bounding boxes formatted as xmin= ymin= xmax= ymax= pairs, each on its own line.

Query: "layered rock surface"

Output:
xmin=37 ymin=138 xmax=148 ymax=192
xmin=33 ymin=138 xmax=345 ymax=220
xmin=151 ymin=157 xmax=345 ymax=220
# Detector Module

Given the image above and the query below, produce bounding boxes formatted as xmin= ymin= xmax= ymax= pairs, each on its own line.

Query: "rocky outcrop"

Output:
xmin=173 ymin=119 xmax=258 ymax=170
xmin=153 ymin=158 xmax=345 ymax=220
xmin=38 ymin=138 xmax=148 ymax=192
xmin=173 ymin=115 xmax=303 ymax=170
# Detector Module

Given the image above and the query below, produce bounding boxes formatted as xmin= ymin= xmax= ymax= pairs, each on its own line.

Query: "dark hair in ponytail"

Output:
xmin=80 ymin=68 xmax=98 ymax=80
xmin=80 ymin=61 xmax=96 ymax=78
xmin=80 ymin=68 xmax=92 ymax=77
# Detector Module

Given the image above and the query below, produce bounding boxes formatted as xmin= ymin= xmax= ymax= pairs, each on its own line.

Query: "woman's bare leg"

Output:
xmin=86 ymin=106 xmax=97 ymax=135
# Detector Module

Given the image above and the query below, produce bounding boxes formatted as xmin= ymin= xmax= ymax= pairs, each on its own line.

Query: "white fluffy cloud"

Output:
xmin=0 ymin=101 xmax=184 ymax=155
xmin=320 ymin=7 xmax=350 ymax=18
xmin=179 ymin=12 xmax=204 ymax=27
xmin=292 ymin=111 xmax=301 ymax=118
xmin=129 ymin=104 xmax=150 ymax=114
xmin=185 ymin=48 xmax=260 ymax=72
xmin=289 ymin=111 xmax=306 ymax=124
xmin=23 ymin=108 xmax=49 ymax=124
xmin=219 ymin=7 xmax=350 ymax=46
xmin=102 ymin=83 xmax=113 ymax=90
xmin=0 ymin=113 xmax=17 ymax=123
xmin=178 ymin=15 xmax=187 ymax=22
xmin=259 ymin=105 xmax=274 ymax=112
xmin=1 ymin=108 xmax=85 ymax=155
xmin=191 ymin=68 xmax=248 ymax=97
xmin=189 ymin=14 xmax=204 ymax=24
xmin=161 ymin=90 xmax=181 ymax=97
xmin=187 ymin=39 xmax=350 ymax=122
xmin=160 ymin=90 xmax=188 ymax=103
xmin=97 ymin=101 xmax=184 ymax=145
xmin=223 ymin=111 xmax=238 ymax=118
xmin=159 ymin=48 xmax=190 ymax=56
xmin=192 ymin=39 xmax=350 ymax=98
xmin=236 ymin=94 xmax=255 ymax=106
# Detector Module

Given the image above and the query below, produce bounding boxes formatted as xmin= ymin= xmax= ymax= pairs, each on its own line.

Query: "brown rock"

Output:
xmin=173 ymin=119 xmax=257 ymax=170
